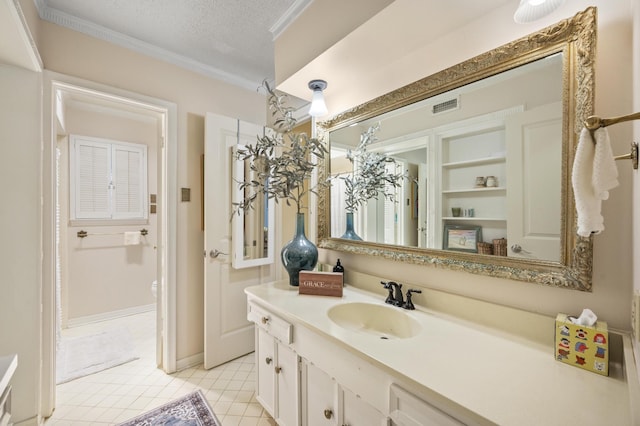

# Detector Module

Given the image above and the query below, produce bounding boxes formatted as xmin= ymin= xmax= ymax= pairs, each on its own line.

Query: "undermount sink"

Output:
xmin=327 ymin=302 xmax=422 ymax=339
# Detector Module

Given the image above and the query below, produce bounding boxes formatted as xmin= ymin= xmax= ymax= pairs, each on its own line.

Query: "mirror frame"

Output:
xmin=317 ymin=7 xmax=596 ymax=291
xmin=232 ymin=145 xmax=276 ymax=269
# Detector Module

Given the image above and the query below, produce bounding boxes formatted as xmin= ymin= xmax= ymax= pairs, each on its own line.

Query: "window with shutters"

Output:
xmin=70 ymin=135 xmax=148 ymax=222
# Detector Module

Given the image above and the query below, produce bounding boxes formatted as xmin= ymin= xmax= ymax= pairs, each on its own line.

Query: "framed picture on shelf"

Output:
xmin=443 ymin=224 xmax=482 ymax=253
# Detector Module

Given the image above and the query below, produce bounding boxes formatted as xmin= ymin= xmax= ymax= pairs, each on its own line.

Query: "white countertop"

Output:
xmin=246 ymin=281 xmax=636 ymax=425
xmin=0 ymin=354 xmax=17 ymax=395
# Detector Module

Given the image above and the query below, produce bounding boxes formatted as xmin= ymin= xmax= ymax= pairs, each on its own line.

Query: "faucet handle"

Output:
xmin=381 ymin=281 xmax=395 ymax=304
xmin=402 ymin=289 xmax=422 ymax=310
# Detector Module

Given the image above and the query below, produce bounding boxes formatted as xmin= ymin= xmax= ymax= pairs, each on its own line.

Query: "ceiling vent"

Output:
xmin=432 ymin=97 xmax=459 ymax=115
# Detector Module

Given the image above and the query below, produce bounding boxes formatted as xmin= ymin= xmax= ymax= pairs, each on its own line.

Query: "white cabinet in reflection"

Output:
xmin=505 ymin=102 xmax=562 ymax=261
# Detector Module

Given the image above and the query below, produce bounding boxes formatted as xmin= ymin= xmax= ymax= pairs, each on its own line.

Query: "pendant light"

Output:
xmin=308 ymin=79 xmax=328 ymax=117
xmin=514 ymin=0 xmax=565 ymax=24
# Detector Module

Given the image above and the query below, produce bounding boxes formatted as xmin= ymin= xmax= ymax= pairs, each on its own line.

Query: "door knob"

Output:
xmin=324 ymin=409 xmax=333 ymax=419
xmin=265 ymin=357 xmax=272 ymax=365
xmin=274 ymin=366 xmax=282 ymax=374
xmin=209 ymin=249 xmax=228 ymax=258
xmin=511 ymin=244 xmax=532 ymax=254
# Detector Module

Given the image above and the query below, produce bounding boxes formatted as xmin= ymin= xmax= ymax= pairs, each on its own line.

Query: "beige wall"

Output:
xmin=294 ymin=1 xmax=636 ymax=332
xmin=59 ymin=107 xmax=158 ymax=322
xmin=2 ymin=0 xmax=637 ymax=422
xmin=275 ymin=0 xmax=393 ymax=85
xmin=34 ymin=20 xmax=267 ymax=363
xmin=0 ymin=63 xmax=42 ymax=423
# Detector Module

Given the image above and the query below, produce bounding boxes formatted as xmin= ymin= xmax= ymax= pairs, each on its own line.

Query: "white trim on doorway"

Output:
xmin=40 ymin=71 xmax=178 ymax=419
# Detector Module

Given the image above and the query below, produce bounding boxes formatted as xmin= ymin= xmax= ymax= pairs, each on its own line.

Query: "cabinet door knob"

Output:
xmin=324 ymin=409 xmax=333 ymax=419
xmin=265 ymin=357 xmax=272 ymax=365
xmin=274 ymin=366 xmax=282 ymax=374
xmin=261 ymin=316 xmax=269 ymax=324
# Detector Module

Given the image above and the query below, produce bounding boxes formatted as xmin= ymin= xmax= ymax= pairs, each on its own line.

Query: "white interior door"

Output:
xmin=204 ymin=113 xmax=274 ymax=369
xmin=505 ymin=102 xmax=562 ymax=261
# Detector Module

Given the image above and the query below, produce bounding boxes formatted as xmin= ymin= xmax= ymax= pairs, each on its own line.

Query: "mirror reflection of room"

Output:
xmin=329 ymin=53 xmax=562 ymax=262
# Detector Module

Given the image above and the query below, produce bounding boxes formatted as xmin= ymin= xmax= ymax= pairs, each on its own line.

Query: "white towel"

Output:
xmin=124 ymin=231 xmax=141 ymax=245
xmin=572 ymin=127 xmax=619 ymax=237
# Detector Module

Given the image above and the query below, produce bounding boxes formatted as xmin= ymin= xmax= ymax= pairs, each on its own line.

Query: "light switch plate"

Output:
xmin=181 ymin=188 xmax=191 ymax=202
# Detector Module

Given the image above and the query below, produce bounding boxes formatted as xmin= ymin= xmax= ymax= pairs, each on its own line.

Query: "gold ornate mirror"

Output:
xmin=317 ymin=7 xmax=596 ymax=291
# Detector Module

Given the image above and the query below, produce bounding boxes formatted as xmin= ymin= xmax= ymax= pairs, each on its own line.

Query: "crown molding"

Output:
xmin=270 ymin=0 xmax=313 ymax=40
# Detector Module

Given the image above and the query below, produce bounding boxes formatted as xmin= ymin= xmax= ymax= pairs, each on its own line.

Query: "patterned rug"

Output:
xmin=117 ymin=390 xmax=221 ymax=425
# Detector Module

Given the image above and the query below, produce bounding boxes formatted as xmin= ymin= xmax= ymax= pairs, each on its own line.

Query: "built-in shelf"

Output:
xmin=442 ymin=156 xmax=505 ymax=169
xmin=442 ymin=187 xmax=506 ymax=194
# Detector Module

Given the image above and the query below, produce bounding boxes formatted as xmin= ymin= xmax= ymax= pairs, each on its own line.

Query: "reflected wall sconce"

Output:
xmin=514 ymin=0 xmax=565 ymax=24
xmin=308 ymin=79 xmax=328 ymax=117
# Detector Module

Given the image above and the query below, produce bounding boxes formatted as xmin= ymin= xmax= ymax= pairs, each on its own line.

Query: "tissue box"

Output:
xmin=554 ymin=313 xmax=608 ymax=376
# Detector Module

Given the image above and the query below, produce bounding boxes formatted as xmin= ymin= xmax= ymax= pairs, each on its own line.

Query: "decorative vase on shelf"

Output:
xmin=281 ymin=213 xmax=318 ymax=286
xmin=340 ymin=212 xmax=362 ymax=241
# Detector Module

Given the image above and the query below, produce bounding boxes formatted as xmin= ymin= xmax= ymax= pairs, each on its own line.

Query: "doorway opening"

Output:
xmin=42 ymin=74 xmax=178 ymax=417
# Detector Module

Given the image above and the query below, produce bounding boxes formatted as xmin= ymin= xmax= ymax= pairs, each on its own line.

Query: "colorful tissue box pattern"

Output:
xmin=554 ymin=313 xmax=608 ymax=376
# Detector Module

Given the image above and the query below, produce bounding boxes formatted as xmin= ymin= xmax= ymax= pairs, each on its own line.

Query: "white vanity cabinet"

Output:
xmin=249 ymin=303 xmax=299 ymax=426
xmin=302 ymin=360 xmax=387 ymax=426
xmin=246 ymin=282 xmax=638 ymax=426
xmin=389 ymin=384 xmax=465 ymax=426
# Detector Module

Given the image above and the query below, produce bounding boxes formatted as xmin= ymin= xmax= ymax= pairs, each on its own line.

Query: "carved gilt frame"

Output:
xmin=317 ymin=7 xmax=596 ymax=291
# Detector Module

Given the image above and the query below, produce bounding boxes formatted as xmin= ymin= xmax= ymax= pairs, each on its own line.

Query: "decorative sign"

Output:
xmin=299 ymin=271 xmax=343 ymax=297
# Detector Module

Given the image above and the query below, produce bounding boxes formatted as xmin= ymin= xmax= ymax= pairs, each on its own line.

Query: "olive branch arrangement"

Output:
xmin=233 ymin=81 xmax=330 ymax=216
xmin=341 ymin=123 xmax=406 ymax=213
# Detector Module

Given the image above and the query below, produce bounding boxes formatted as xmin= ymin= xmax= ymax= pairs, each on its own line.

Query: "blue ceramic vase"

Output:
xmin=281 ymin=213 xmax=318 ymax=286
xmin=340 ymin=212 xmax=362 ymax=241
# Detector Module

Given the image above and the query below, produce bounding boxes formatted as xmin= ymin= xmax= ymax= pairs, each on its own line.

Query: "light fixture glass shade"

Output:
xmin=513 ymin=0 xmax=565 ymax=24
xmin=308 ymin=89 xmax=328 ymax=117
xmin=308 ymin=79 xmax=328 ymax=117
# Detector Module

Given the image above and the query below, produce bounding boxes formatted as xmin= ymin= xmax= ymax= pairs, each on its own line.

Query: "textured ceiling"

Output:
xmin=36 ymin=0 xmax=312 ymax=90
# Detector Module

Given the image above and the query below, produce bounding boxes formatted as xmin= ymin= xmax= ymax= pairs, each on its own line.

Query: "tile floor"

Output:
xmin=45 ymin=310 xmax=275 ymax=425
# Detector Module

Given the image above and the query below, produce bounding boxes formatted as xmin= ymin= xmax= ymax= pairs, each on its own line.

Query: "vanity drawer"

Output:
xmin=248 ymin=302 xmax=293 ymax=344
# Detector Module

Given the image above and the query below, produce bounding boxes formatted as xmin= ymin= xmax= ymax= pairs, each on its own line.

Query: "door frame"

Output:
xmin=40 ymin=71 xmax=178 ymax=417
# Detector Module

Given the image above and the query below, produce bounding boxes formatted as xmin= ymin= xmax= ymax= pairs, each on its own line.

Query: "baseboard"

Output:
xmin=14 ymin=415 xmax=38 ymax=425
xmin=176 ymin=352 xmax=204 ymax=371
xmin=66 ymin=304 xmax=155 ymax=328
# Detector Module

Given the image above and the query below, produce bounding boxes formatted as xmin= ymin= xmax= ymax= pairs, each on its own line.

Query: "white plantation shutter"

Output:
xmin=112 ymin=145 xmax=145 ymax=219
xmin=70 ymin=135 xmax=147 ymax=221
